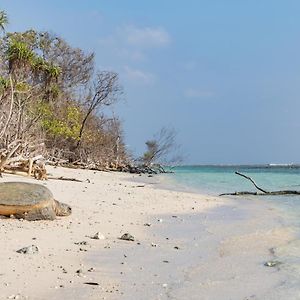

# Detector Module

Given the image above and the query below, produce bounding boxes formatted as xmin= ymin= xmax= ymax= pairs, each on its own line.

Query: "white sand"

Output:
xmin=0 ymin=167 xmax=296 ymax=300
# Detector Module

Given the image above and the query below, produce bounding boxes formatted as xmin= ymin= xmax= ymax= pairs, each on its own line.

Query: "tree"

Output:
xmin=76 ymin=71 xmax=122 ymax=147
xmin=0 ymin=11 xmax=8 ymax=33
xmin=0 ymin=12 xmax=129 ymax=171
xmin=141 ymin=127 xmax=182 ymax=167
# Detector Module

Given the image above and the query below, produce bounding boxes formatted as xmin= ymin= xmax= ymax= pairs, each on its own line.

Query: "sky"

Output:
xmin=1 ymin=0 xmax=300 ymax=164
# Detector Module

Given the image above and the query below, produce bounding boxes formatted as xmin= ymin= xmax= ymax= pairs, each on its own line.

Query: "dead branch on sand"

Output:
xmin=219 ymin=171 xmax=300 ymax=196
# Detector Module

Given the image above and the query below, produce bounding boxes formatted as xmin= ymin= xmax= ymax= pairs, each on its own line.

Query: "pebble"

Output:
xmin=90 ymin=232 xmax=105 ymax=240
xmin=119 ymin=233 xmax=135 ymax=241
xmin=16 ymin=245 xmax=39 ymax=254
xmin=264 ymin=260 xmax=282 ymax=267
xmin=76 ymin=269 xmax=85 ymax=277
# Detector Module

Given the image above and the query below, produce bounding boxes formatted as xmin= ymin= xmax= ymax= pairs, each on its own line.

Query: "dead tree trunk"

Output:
xmin=219 ymin=172 xmax=300 ymax=196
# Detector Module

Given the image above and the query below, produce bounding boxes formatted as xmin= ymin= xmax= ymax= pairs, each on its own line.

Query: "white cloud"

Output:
xmin=184 ymin=88 xmax=214 ymax=99
xmin=122 ymin=25 xmax=171 ymax=48
xmin=97 ymin=24 xmax=171 ymax=62
xmin=123 ymin=66 xmax=155 ymax=85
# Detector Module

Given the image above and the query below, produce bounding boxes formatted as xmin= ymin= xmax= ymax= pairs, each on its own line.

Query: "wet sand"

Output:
xmin=0 ymin=167 xmax=297 ymax=299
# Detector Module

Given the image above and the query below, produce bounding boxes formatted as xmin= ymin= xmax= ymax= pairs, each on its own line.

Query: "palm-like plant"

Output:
xmin=7 ymin=40 xmax=35 ymax=73
xmin=0 ymin=11 xmax=8 ymax=32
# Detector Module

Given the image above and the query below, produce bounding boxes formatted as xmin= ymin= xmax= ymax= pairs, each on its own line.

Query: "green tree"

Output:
xmin=0 ymin=11 xmax=8 ymax=33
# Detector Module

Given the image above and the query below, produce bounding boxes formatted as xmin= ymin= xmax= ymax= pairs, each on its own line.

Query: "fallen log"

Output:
xmin=219 ymin=171 xmax=300 ymax=196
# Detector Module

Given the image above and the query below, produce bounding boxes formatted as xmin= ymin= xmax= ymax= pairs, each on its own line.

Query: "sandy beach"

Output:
xmin=0 ymin=167 xmax=297 ymax=300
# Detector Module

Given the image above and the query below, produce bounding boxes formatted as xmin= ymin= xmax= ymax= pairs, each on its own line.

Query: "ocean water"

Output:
xmin=167 ymin=165 xmax=300 ymax=216
xmin=164 ymin=165 xmax=300 ymax=297
xmin=165 ymin=165 xmax=300 ymax=229
xmin=168 ymin=165 xmax=300 ymax=195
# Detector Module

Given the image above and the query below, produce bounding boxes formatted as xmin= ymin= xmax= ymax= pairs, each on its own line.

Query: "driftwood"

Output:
xmin=220 ymin=171 xmax=300 ymax=196
xmin=48 ymin=176 xmax=83 ymax=182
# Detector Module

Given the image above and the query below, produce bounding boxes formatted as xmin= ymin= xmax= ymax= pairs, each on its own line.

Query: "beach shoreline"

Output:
xmin=0 ymin=167 xmax=297 ymax=299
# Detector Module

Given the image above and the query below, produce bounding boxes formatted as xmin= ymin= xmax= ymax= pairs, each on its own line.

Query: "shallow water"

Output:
xmin=163 ymin=165 xmax=300 ymax=298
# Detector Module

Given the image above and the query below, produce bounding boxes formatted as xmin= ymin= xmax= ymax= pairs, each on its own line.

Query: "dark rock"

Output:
xmin=119 ymin=233 xmax=135 ymax=241
xmin=16 ymin=245 xmax=39 ymax=254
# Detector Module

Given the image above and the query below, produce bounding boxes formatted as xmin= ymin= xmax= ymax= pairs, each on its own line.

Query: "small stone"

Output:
xmin=119 ymin=233 xmax=135 ymax=241
xmin=144 ymin=223 xmax=151 ymax=227
xmin=162 ymin=283 xmax=168 ymax=288
xmin=76 ymin=269 xmax=84 ymax=277
xmin=90 ymin=232 xmax=105 ymax=240
xmin=16 ymin=245 xmax=39 ymax=254
xmin=264 ymin=260 xmax=282 ymax=267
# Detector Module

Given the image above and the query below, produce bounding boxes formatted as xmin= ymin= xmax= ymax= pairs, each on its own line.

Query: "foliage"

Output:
xmin=0 ymin=10 xmax=128 ymax=169
xmin=0 ymin=11 xmax=8 ymax=32
xmin=141 ymin=127 xmax=181 ymax=166
xmin=41 ymin=104 xmax=81 ymax=140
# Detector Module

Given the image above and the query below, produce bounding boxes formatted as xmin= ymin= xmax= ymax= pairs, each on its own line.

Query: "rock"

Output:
xmin=264 ymin=260 xmax=282 ymax=267
xmin=119 ymin=233 xmax=135 ymax=241
xmin=16 ymin=245 xmax=39 ymax=254
xmin=76 ymin=269 xmax=84 ymax=277
xmin=88 ymin=267 xmax=95 ymax=272
xmin=90 ymin=232 xmax=105 ymax=240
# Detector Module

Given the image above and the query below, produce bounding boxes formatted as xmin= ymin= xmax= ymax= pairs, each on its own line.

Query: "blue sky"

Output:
xmin=2 ymin=0 xmax=300 ymax=164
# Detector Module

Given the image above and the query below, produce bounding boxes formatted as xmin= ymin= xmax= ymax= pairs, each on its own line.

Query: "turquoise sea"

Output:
xmin=167 ymin=165 xmax=300 ymax=216
xmin=168 ymin=165 xmax=300 ymax=195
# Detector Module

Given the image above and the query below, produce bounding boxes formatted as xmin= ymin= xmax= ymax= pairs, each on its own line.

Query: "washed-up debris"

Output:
xmin=84 ymin=282 xmax=100 ymax=286
xmin=74 ymin=241 xmax=88 ymax=245
xmin=119 ymin=233 xmax=135 ymax=241
xmin=16 ymin=245 xmax=39 ymax=254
